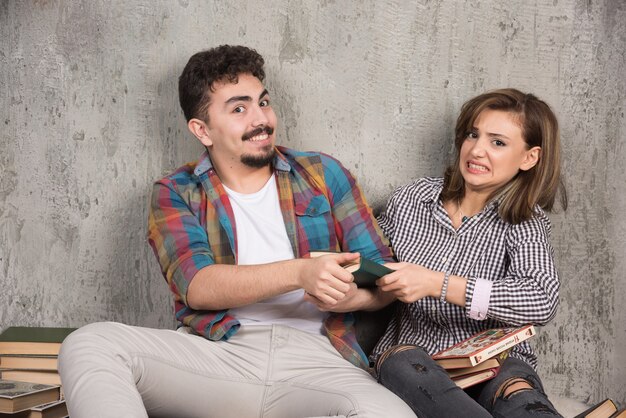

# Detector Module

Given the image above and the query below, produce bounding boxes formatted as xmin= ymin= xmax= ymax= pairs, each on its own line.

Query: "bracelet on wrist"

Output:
xmin=440 ymin=271 xmax=450 ymax=304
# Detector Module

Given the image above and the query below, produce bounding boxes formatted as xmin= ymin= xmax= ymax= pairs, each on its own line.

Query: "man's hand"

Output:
xmin=304 ymin=283 xmax=396 ymax=313
xmin=377 ymin=262 xmax=441 ymax=303
xmin=188 ymin=253 xmax=364 ymax=311
xmin=298 ymin=252 xmax=360 ymax=305
xmin=305 ymin=282 xmax=359 ymax=312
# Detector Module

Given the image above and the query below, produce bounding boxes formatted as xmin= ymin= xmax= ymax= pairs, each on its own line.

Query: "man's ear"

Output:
xmin=187 ymin=118 xmax=212 ymax=147
xmin=520 ymin=146 xmax=541 ymax=171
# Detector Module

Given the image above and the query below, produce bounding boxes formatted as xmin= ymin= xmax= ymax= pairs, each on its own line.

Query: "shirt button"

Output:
xmin=441 ymin=256 xmax=447 ymax=263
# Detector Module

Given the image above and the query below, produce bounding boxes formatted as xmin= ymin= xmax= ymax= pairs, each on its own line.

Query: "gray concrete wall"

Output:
xmin=1 ymin=0 xmax=624 ymax=407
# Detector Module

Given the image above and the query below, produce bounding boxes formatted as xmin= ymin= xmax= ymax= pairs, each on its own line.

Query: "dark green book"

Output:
xmin=0 ymin=328 xmax=76 ymax=356
xmin=309 ymin=251 xmax=393 ymax=288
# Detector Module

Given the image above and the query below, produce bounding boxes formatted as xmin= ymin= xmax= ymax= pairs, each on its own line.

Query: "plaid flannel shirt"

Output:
xmin=148 ymin=146 xmax=392 ymax=369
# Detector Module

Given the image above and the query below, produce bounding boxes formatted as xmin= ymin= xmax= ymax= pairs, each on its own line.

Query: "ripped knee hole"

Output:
xmin=495 ymin=378 xmax=535 ymax=400
xmin=375 ymin=344 xmax=419 ymax=374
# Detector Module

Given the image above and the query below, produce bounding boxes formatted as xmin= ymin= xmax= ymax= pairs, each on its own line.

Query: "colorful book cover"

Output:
xmin=433 ymin=325 xmax=536 ymax=368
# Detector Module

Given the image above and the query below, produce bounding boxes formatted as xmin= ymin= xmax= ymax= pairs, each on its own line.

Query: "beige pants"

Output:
xmin=58 ymin=322 xmax=415 ymax=418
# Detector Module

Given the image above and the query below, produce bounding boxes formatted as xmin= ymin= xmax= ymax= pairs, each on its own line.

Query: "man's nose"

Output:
xmin=251 ymin=105 xmax=269 ymax=126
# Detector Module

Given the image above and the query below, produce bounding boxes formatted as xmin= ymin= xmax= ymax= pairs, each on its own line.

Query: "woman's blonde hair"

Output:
xmin=441 ymin=88 xmax=567 ymax=224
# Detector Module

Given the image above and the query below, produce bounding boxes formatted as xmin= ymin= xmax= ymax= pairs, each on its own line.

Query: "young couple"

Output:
xmin=59 ymin=45 xmax=567 ymax=418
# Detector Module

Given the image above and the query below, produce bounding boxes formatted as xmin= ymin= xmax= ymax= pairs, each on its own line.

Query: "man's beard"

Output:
xmin=240 ymin=126 xmax=275 ymax=168
xmin=241 ymin=145 xmax=275 ymax=168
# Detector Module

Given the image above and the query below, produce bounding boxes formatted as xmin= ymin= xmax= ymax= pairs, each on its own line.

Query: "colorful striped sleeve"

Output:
xmin=147 ymin=174 xmax=214 ymax=306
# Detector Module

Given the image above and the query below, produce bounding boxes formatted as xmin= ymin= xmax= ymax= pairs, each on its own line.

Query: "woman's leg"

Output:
xmin=376 ymin=345 xmax=491 ymax=418
xmin=476 ymin=357 xmax=563 ymax=418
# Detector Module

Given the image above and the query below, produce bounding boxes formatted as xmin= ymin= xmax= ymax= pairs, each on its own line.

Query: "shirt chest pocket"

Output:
xmin=295 ymin=194 xmax=334 ymax=250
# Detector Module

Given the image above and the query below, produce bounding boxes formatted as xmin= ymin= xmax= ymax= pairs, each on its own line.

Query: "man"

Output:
xmin=58 ymin=45 xmax=415 ymax=417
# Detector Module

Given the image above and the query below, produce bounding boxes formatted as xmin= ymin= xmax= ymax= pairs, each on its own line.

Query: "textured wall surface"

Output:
xmin=1 ymin=0 xmax=624 ymax=406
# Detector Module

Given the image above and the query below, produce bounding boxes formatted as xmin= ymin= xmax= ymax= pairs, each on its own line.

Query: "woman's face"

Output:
xmin=459 ymin=109 xmax=540 ymax=196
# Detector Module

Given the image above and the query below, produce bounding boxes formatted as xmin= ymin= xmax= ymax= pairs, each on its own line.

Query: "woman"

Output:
xmin=312 ymin=89 xmax=567 ymax=417
xmin=373 ymin=88 xmax=567 ymax=417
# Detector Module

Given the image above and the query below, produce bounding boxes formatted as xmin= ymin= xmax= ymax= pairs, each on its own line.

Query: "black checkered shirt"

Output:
xmin=370 ymin=177 xmax=560 ymax=369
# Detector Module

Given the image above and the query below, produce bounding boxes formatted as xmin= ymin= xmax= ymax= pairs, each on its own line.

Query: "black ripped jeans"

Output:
xmin=376 ymin=345 xmax=563 ymax=418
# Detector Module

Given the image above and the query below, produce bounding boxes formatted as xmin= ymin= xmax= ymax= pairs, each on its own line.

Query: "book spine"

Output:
xmin=470 ymin=326 xmax=535 ymax=366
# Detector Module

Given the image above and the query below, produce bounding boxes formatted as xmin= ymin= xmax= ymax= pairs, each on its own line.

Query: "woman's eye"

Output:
xmin=494 ymin=139 xmax=505 ymax=146
xmin=467 ymin=131 xmax=478 ymax=139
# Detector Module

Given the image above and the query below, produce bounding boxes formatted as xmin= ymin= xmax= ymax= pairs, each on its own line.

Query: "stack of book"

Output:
xmin=432 ymin=324 xmax=537 ymax=389
xmin=433 ymin=326 xmax=625 ymax=415
xmin=0 ymin=380 xmax=66 ymax=418
xmin=0 ymin=327 xmax=75 ymax=418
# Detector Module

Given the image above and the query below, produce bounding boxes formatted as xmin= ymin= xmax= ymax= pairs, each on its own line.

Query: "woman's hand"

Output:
xmin=377 ymin=262 xmax=442 ymax=303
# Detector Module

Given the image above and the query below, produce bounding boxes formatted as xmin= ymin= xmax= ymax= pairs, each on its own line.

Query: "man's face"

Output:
xmin=201 ymin=73 xmax=277 ymax=169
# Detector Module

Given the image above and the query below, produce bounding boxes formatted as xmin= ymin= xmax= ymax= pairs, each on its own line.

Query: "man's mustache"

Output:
xmin=242 ymin=126 xmax=274 ymax=141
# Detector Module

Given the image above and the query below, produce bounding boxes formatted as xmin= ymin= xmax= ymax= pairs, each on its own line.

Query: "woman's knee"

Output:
xmin=497 ymin=378 xmax=534 ymax=398
xmin=491 ymin=379 xmax=562 ymax=418
xmin=375 ymin=344 xmax=451 ymax=389
xmin=479 ymin=358 xmax=562 ymax=417
xmin=375 ymin=345 xmax=491 ymax=417
xmin=375 ymin=344 xmax=431 ymax=375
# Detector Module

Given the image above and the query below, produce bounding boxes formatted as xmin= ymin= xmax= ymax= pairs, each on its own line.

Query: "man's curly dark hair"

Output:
xmin=178 ymin=45 xmax=266 ymax=122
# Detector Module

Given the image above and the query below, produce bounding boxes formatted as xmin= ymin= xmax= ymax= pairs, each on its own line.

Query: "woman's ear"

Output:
xmin=187 ymin=118 xmax=212 ymax=147
xmin=520 ymin=146 xmax=541 ymax=171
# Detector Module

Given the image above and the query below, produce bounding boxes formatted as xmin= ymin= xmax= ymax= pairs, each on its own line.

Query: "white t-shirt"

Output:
xmin=223 ymin=175 xmax=326 ymax=334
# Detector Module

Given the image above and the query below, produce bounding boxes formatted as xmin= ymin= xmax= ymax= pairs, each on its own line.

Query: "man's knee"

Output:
xmin=59 ymin=322 xmax=125 ymax=370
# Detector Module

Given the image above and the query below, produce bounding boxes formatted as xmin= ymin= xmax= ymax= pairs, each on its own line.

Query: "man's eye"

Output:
xmin=260 ymin=99 xmax=270 ymax=107
xmin=233 ymin=106 xmax=245 ymax=113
